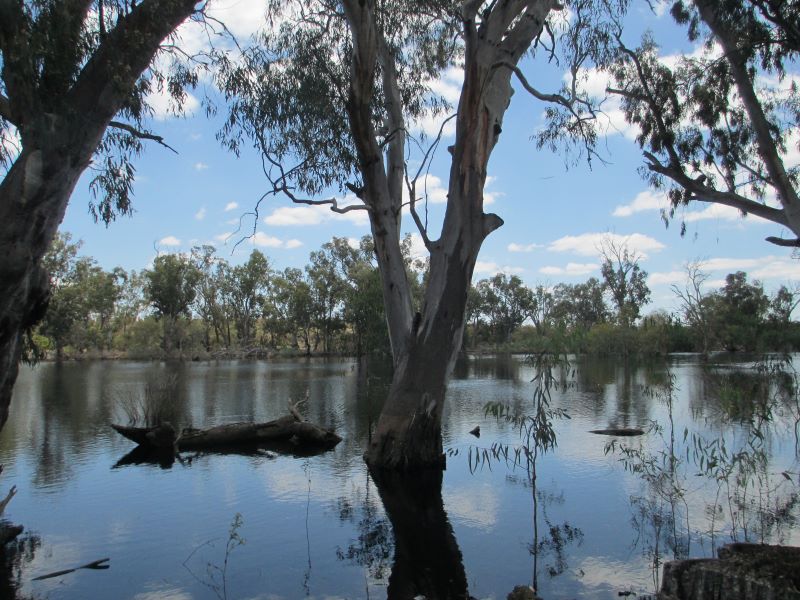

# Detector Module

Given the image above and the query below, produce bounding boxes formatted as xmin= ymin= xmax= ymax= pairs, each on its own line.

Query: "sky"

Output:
xmin=55 ymin=0 xmax=800 ymax=315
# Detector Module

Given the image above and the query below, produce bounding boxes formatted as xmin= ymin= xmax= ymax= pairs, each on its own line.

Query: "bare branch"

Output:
xmin=405 ymin=113 xmax=456 ymax=250
xmin=108 ymin=120 xmax=178 ymax=153
xmin=642 ymin=151 xmax=789 ymax=226
xmin=292 ymin=196 xmax=370 ymax=214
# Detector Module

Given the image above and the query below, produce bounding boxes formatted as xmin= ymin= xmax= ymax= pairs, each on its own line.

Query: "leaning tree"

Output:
xmin=217 ymin=0 xmax=608 ymax=469
xmin=605 ymin=1 xmax=800 ymax=247
xmin=0 ymin=0 xmax=204 ymax=428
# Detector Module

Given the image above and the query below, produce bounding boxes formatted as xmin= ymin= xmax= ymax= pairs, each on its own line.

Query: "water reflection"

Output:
xmin=371 ymin=468 xmax=469 ymax=600
xmin=0 ymin=355 xmax=798 ymax=599
xmin=0 ymin=533 xmax=40 ymax=600
xmin=609 ymin=357 xmax=800 ymax=593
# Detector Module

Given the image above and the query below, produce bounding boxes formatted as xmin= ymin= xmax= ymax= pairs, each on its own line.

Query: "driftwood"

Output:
xmin=588 ymin=428 xmax=645 ymax=436
xmin=0 ymin=465 xmax=22 ymax=547
xmin=111 ymin=409 xmax=342 ymax=453
xmin=32 ymin=558 xmax=109 ymax=581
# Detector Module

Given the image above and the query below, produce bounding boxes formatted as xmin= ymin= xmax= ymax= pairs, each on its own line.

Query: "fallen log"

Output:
xmin=111 ymin=412 xmax=342 ymax=452
xmin=588 ymin=428 xmax=645 ymax=436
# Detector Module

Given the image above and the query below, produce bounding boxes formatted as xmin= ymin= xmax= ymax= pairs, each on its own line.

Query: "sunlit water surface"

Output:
xmin=1 ymin=354 xmax=798 ymax=599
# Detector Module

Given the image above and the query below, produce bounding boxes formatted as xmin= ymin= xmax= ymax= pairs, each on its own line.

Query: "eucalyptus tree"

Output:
xmin=217 ymin=0 xmax=606 ymax=469
xmin=599 ymin=237 xmax=651 ymax=327
xmin=671 ymin=260 xmax=714 ymax=354
xmin=144 ymin=253 xmax=201 ymax=354
xmin=0 ymin=0 xmax=202 ymax=428
xmin=473 ymin=273 xmax=535 ymax=343
xmin=600 ymin=1 xmax=800 ymax=247
xmin=551 ymin=277 xmax=608 ymax=331
xmin=270 ymin=267 xmax=315 ymax=353
xmin=227 ymin=249 xmax=272 ymax=347
xmin=306 ymin=237 xmax=362 ymax=354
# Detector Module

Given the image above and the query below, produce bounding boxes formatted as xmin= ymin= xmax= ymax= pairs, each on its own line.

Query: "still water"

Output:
xmin=0 ymin=354 xmax=798 ymax=599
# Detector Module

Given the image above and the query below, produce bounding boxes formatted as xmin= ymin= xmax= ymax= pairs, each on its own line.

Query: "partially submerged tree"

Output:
xmin=0 ymin=0 xmax=202 ymax=428
xmin=605 ymin=1 xmax=800 ymax=246
xmin=671 ymin=260 xmax=713 ymax=354
xmin=218 ymin=0 xmax=605 ymax=468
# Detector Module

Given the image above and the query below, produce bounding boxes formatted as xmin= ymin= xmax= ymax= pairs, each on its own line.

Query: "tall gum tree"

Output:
xmin=577 ymin=1 xmax=800 ymax=247
xmin=218 ymin=0 xmax=603 ymax=469
xmin=0 ymin=0 xmax=202 ymax=428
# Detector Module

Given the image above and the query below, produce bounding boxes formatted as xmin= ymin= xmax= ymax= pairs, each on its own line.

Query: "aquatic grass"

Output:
xmin=118 ymin=373 xmax=181 ymax=427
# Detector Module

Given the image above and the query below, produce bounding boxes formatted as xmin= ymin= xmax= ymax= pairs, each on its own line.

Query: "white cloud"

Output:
xmin=406 ymin=233 xmax=429 ymax=262
xmin=194 ymin=207 xmax=206 ymax=220
xmin=193 ymin=162 xmax=208 ymax=171
xmin=404 ymin=173 xmax=498 ymax=207
xmin=159 ymin=236 xmax=181 ymax=247
xmin=539 ymin=262 xmax=599 ymax=276
xmin=214 ymin=231 xmax=303 ymax=250
xmin=613 ymin=190 xmax=669 ymax=217
xmin=224 ymin=202 xmax=239 ymax=212
xmin=1 ymin=125 xmax=21 ymax=165
xmin=474 ymin=261 xmax=525 ymax=276
xmin=428 ymin=66 xmax=464 ymax=104
xmin=411 ymin=66 xmax=464 ymax=138
xmin=648 ymin=270 xmax=687 ymax=286
xmin=147 ymin=88 xmax=200 ymax=121
xmin=508 ymin=242 xmax=542 ymax=253
xmin=681 ymin=203 xmax=770 ymax=224
xmin=263 ymin=206 xmax=324 ymax=226
xmin=262 ymin=196 xmax=369 ymax=227
xmin=483 ymin=175 xmax=501 ymax=206
xmin=253 ymin=232 xmax=284 ymax=248
xmin=547 ymin=232 xmax=665 ymax=258
xmin=408 ymin=173 xmax=449 ymax=205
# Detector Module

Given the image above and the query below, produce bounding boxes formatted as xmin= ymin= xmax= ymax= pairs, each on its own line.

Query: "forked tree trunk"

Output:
xmin=348 ymin=0 xmax=556 ymax=470
xmin=0 ymin=0 xmax=199 ymax=431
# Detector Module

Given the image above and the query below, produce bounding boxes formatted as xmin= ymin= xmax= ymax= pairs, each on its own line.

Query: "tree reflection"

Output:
xmin=0 ymin=532 xmax=40 ymax=600
xmin=609 ymin=358 xmax=800 ymax=592
xmin=336 ymin=467 xmax=470 ymax=599
xmin=371 ymin=468 xmax=469 ymax=600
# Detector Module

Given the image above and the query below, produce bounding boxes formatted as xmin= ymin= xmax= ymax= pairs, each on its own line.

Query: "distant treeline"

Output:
xmin=30 ymin=232 xmax=799 ymax=361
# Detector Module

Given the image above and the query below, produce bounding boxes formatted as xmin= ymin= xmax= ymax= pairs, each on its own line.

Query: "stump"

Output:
xmin=659 ymin=543 xmax=800 ymax=600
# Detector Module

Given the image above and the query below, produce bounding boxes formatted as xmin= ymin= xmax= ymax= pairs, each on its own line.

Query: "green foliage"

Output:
xmin=599 ymin=239 xmax=651 ymax=328
xmin=0 ymin=0 xmax=204 ymax=221
xmin=214 ymin=1 xmax=457 ymax=197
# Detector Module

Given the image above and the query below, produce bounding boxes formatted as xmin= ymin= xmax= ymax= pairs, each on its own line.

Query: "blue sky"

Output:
xmin=57 ymin=0 xmax=800 ymax=314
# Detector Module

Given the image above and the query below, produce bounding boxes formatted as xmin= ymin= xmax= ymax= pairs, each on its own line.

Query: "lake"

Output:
xmin=0 ymin=354 xmax=798 ymax=599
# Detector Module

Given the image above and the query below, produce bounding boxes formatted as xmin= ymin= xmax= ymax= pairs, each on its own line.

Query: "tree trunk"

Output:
xmin=0 ymin=0 xmax=199 ymax=431
xmin=351 ymin=0 xmax=551 ymax=469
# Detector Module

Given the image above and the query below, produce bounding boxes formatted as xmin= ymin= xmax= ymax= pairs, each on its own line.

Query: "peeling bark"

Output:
xmin=353 ymin=0 xmax=559 ymax=470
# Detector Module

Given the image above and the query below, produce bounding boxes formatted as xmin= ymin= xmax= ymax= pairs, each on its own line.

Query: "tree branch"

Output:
xmin=765 ymin=236 xmax=800 ymax=247
xmin=108 ymin=121 xmax=178 ymax=153
xmin=643 ymin=151 xmax=789 ymax=226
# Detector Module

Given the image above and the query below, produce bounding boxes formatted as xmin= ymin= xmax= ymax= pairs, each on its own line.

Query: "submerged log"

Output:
xmin=111 ymin=412 xmax=342 ymax=452
xmin=589 ymin=428 xmax=645 ymax=436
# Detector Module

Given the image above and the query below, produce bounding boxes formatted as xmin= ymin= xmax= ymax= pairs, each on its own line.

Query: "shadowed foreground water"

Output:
xmin=0 ymin=354 xmax=798 ymax=599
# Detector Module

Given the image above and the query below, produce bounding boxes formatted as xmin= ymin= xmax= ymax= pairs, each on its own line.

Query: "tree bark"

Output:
xmin=0 ymin=0 xmax=199 ymax=430
xmin=359 ymin=0 xmax=556 ymax=469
